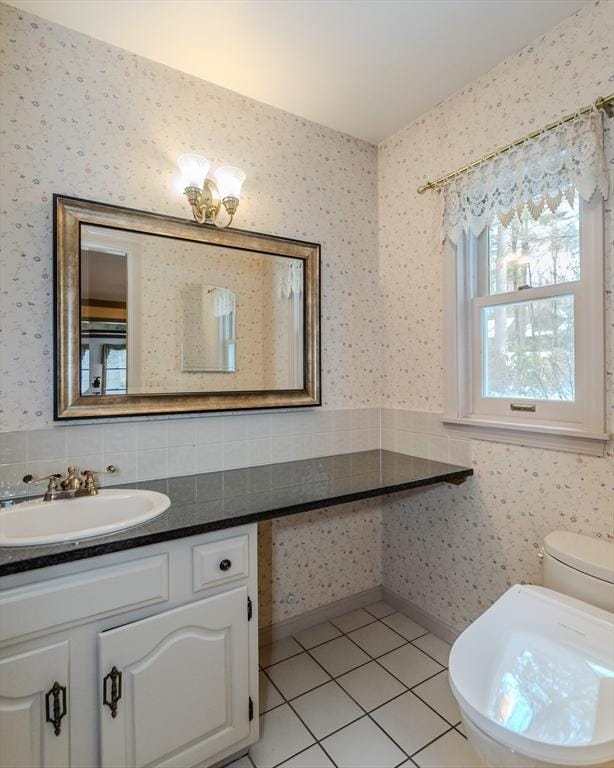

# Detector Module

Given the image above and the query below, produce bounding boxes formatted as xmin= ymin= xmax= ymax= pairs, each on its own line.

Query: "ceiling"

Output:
xmin=6 ymin=0 xmax=589 ymax=143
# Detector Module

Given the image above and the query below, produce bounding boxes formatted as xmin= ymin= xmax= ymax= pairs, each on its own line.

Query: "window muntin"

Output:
xmin=487 ymin=194 xmax=580 ymax=295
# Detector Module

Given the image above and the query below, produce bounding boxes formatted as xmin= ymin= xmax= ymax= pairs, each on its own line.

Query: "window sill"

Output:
xmin=441 ymin=416 xmax=609 ymax=456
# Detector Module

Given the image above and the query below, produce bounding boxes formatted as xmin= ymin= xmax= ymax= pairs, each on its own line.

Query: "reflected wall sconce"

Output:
xmin=177 ymin=154 xmax=246 ymax=228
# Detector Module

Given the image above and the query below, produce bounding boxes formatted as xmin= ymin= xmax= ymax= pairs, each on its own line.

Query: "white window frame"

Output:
xmin=443 ymin=196 xmax=607 ymax=456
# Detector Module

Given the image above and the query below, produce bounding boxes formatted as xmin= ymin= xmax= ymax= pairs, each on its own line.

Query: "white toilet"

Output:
xmin=449 ymin=531 xmax=614 ymax=768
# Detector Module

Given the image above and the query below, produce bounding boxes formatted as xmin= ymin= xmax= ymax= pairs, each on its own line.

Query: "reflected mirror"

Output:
xmin=56 ymin=196 xmax=319 ymax=418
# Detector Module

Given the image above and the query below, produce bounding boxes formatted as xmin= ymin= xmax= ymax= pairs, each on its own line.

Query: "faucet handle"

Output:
xmin=22 ymin=472 xmax=62 ymax=485
xmin=22 ymin=473 xmax=62 ymax=502
xmin=80 ymin=465 xmax=118 ymax=495
xmin=80 ymin=466 xmax=118 ymax=477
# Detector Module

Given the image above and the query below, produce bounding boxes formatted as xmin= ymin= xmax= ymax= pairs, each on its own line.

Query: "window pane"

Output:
xmin=482 ymin=295 xmax=574 ymax=401
xmin=80 ymin=345 xmax=90 ymax=395
xmin=105 ymin=346 xmax=126 ymax=368
xmin=105 ymin=368 xmax=126 ymax=393
xmin=488 ymin=194 xmax=579 ymax=295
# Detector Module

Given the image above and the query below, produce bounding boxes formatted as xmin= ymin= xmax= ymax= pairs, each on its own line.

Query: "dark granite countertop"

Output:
xmin=0 ymin=450 xmax=472 ymax=576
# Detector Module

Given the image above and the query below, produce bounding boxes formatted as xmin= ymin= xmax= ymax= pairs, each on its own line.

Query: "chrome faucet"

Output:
xmin=23 ymin=466 xmax=118 ymax=501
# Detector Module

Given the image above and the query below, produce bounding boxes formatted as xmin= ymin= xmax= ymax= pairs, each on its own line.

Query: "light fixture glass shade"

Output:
xmin=215 ymin=165 xmax=246 ymax=199
xmin=177 ymin=154 xmax=210 ymax=190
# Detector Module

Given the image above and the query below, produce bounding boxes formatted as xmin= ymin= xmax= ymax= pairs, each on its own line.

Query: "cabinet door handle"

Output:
xmin=45 ymin=682 xmax=67 ymax=736
xmin=103 ymin=666 xmax=122 ymax=719
xmin=219 ymin=558 xmax=232 ymax=571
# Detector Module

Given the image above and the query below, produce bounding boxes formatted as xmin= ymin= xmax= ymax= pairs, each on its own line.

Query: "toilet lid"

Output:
xmin=449 ymin=585 xmax=614 ymax=767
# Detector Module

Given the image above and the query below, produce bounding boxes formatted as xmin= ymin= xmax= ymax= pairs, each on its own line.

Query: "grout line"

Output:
xmin=254 ymin=607 xmax=459 ymax=768
xmin=410 ymin=725 xmax=456 ymax=759
xmin=260 ymin=647 xmax=305 ymax=670
xmin=300 ymin=636 xmax=412 ymax=763
xmin=281 ymin=692 xmax=341 ymax=768
xmin=454 ymin=725 xmax=468 ymax=740
xmin=407 ymin=636 xmax=449 ymax=668
xmin=329 ymin=616 xmax=380 ymax=634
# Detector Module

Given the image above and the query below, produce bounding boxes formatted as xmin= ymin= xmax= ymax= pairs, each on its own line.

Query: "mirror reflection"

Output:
xmin=80 ymin=226 xmax=304 ymax=396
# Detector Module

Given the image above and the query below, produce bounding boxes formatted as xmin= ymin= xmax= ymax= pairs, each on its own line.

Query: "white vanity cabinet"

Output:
xmin=0 ymin=524 xmax=259 ymax=768
xmin=0 ymin=639 xmax=70 ymax=768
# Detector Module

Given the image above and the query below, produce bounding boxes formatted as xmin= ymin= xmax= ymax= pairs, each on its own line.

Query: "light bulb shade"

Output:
xmin=177 ymin=153 xmax=210 ymax=190
xmin=215 ymin=165 xmax=246 ymax=199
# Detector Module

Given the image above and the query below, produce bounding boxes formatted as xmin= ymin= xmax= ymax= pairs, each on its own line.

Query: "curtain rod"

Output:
xmin=416 ymin=93 xmax=614 ymax=195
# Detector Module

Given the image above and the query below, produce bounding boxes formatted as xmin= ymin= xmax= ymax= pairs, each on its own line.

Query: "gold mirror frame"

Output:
xmin=54 ymin=195 xmax=320 ymax=419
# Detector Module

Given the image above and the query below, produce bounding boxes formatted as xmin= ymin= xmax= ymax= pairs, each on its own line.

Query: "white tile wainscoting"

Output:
xmin=228 ymin=599 xmax=480 ymax=768
xmin=0 ymin=408 xmax=474 ymax=500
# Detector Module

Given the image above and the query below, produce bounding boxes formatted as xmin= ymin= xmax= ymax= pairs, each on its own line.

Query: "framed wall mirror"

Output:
xmin=54 ymin=195 xmax=320 ymax=419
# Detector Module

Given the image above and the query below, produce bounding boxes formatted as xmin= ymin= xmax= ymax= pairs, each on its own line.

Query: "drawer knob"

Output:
xmin=219 ymin=558 xmax=232 ymax=572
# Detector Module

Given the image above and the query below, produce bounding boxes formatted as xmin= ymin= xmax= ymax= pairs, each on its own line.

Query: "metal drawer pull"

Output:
xmin=103 ymin=666 xmax=122 ymax=719
xmin=219 ymin=558 xmax=232 ymax=571
xmin=45 ymin=682 xmax=67 ymax=736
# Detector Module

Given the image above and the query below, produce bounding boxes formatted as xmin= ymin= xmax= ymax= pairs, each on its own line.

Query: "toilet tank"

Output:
xmin=543 ymin=530 xmax=614 ymax=613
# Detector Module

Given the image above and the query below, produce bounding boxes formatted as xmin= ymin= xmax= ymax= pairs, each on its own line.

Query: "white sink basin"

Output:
xmin=0 ymin=489 xmax=170 ymax=547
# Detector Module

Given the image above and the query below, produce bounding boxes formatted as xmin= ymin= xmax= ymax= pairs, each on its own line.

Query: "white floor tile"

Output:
xmin=309 ymin=636 xmax=370 ymax=677
xmin=337 ymin=661 xmax=406 ymax=711
xmin=412 ymin=634 xmax=451 ymax=666
xmin=371 ymin=692 xmax=449 ymax=755
xmin=413 ymin=671 xmax=461 ymax=725
xmin=259 ymin=670 xmax=284 ymax=714
xmin=349 ymin=621 xmax=407 ymax=657
xmin=277 ymin=744 xmax=334 ymax=768
xmin=381 ymin=612 xmax=427 ymax=641
xmin=291 ymin=681 xmax=363 ymax=739
xmin=413 ymin=728 xmax=484 ymax=767
xmin=330 ymin=608 xmax=375 ymax=633
xmin=293 ymin=621 xmax=342 ymax=649
xmin=250 ymin=705 xmax=314 ymax=768
xmin=378 ymin=643 xmax=443 ymax=688
xmin=266 ymin=653 xmax=331 ymax=700
xmin=364 ymin=601 xmax=396 ymax=619
xmin=321 ymin=716 xmax=406 ymax=768
xmin=260 ymin=636 xmax=303 ymax=668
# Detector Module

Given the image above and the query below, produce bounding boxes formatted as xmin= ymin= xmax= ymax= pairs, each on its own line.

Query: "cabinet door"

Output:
xmin=0 ymin=641 xmax=70 ymax=768
xmin=99 ymin=586 xmax=250 ymax=768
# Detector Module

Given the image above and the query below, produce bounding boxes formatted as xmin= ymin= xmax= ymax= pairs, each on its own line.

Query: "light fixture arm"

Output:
xmin=179 ymin=159 xmax=244 ymax=229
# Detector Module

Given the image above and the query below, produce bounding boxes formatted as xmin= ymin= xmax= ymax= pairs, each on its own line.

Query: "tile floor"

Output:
xmin=227 ymin=601 xmax=482 ymax=768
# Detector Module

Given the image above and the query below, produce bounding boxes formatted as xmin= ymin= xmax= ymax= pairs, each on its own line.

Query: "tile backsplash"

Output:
xmin=0 ymin=408 xmax=382 ymax=499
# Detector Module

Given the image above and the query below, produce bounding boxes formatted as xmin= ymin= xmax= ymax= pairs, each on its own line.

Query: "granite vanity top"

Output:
xmin=0 ymin=450 xmax=472 ymax=576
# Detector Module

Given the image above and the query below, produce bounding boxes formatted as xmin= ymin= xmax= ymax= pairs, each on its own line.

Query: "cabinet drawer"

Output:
xmin=192 ymin=534 xmax=249 ymax=592
xmin=0 ymin=554 xmax=168 ymax=643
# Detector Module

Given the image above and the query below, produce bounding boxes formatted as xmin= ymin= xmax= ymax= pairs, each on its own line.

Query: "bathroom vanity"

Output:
xmin=0 ymin=450 xmax=472 ymax=768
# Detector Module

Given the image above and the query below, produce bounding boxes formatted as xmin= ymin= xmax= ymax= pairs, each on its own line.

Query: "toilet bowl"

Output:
xmin=449 ymin=532 xmax=614 ymax=768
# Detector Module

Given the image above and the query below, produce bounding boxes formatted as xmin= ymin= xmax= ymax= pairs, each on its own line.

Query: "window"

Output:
xmin=80 ymin=345 xmax=91 ymax=395
xmin=102 ymin=344 xmax=127 ymax=394
xmin=443 ymin=196 xmax=605 ymax=454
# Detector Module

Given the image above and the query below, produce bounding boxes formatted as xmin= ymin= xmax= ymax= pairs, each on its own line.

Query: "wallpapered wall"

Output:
xmin=0 ymin=1 xmax=380 ymax=430
xmin=1 ymin=1 xmax=613 ymax=632
xmin=136 ymin=238 xmax=266 ymax=393
xmin=378 ymin=0 xmax=614 ymax=631
xmin=0 ymin=1 xmax=381 ymax=627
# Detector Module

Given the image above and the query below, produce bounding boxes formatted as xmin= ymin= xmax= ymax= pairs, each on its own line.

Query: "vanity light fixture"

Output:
xmin=177 ymin=154 xmax=246 ymax=228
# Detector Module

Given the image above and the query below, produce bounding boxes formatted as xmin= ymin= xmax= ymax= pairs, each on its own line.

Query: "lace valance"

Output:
xmin=442 ymin=107 xmax=609 ymax=244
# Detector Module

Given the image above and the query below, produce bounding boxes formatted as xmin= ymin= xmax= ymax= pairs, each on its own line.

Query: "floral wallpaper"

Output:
xmin=1 ymin=0 xmax=613 ymax=634
xmin=135 ymin=236 xmax=267 ymax=392
xmin=378 ymin=0 xmax=614 ymax=631
xmin=0 ymin=0 xmax=380 ymax=432
xmin=0 ymin=0 xmax=380 ymax=628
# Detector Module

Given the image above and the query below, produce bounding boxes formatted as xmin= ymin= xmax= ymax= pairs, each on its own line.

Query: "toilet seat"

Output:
xmin=449 ymin=585 xmax=614 ymax=767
